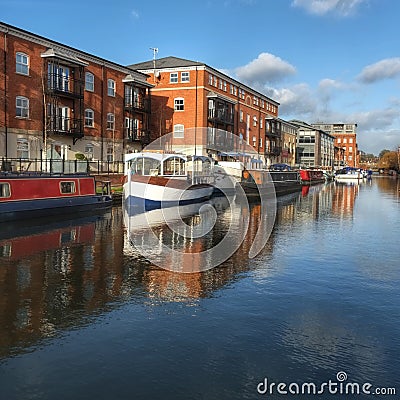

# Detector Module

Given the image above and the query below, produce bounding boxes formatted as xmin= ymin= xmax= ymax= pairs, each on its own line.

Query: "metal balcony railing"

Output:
xmin=46 ymin=73 xmax=84 ymax=98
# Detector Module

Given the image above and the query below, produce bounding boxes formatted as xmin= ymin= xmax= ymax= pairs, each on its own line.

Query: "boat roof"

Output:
xmin=124 ymin=152 xmax=187 ymax=163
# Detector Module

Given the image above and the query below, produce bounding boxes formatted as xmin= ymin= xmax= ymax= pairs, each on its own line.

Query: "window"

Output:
xmin=16 ymin=52 xmax=29 ymax=75
xmin=240 ymin=110 xmax=243 ymax=122
xmin=85 ymin=109 xmax=94 ymax=127
xmin=259 ymin=137 xmax=263 ymax=148
xmin=349 ymin=138 xmax=353 ymax=143
xmin=343 ymin=138 xmax=347 ymax=143
xmin=0 ymin=183 xmax=11 ymax=198
xmin=16 ymin=138 xmax=29 ymax=158
xmin=253 ymin=116 xmax=257 ymax=126
xmin=170 ymin=72 xmax=178 ymax=83
xmin=230 ymin=84 xmax=234 ymax=95
xmin=107 ymin=79 xmax=115 ymax=96
xmin=349 ymin=146 xmax=353 ymax=152
xmin=252 ymin=136 xmax=256 ymax=146
xmin=260 ymin=118 xmax=263 ymax=129
xmin=174 ymin=97 xmax=184 ymax=111
xmin=173 ymin=124 xmax=184 ymax=138
xmin=213 ymin=76 xmax=217 ymax=87
xmin=60 ymin=181 xmax=76 ymax=194
xmin=107 ymin=113 xmax=114 ymax=130
xmin=85 ymin=72 xmax=94 ymax=91
xmin=16 ymin=96 xmax=29 ymax=118
xmin=107 ymin=145 xmax=113 ymax=162
xmin=85 ymin=143 xmax=94 ymax=160
xmin=223 ymin=81 xmax=227 ymax=92
xmin=219 ymin=79 xmax=223 ymax=90
xmin=181 ymin=72 xmax=189 ymax=82
xmin=48 ymin=63 xmax=70 ymax=92
xmin=209 ymin=74 xmax=213 ymax=85
xmin=337 ymin=138 xmax=341 ymax=143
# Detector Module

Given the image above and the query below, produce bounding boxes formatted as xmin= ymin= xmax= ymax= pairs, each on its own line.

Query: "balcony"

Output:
xmin=265 ymin=146 xmax=282 ymax=156
xmin=46 ymin=73 xmax=84 ymax=99
xmin=47 ymin=116 xmax=84 ymax=141
xmin=126 ymin=129 xmax=151 ymax=145
xmin=124 ymin=97 xmax=151 ymax=113
xmin=208 ymin=107 xmax=234 ymax=125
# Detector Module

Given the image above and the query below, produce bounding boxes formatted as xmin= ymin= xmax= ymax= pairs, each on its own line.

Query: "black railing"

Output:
xmin=47 ymin=116 xmax=83 ymax=137
xmin=1 ymin=157 xmax=125 ymax=175
xmin=125 ymin=129 xmax=151 ymax=144
xmin=124 ymin=97 xmax=150 ymax=112
xmin=265 ymin=146 xmax=282 ymax=156
xmin=208 ymin=108 xmax=234 ymax=125
xmin=46 ymin=73 xmax=84 ymax=99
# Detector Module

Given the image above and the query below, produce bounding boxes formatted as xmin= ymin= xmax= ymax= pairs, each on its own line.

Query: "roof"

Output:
xmin=128 ymin=56 xmax=204 ymax=70
xmin=129 ymin=56 xmax=280 ymax=106
xmin=0 ymin=21 xmax=149 ymax=82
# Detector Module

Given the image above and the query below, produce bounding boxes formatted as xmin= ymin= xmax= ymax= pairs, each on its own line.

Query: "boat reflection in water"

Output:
xmin=123 ymin=194 xmax=242 ymax=273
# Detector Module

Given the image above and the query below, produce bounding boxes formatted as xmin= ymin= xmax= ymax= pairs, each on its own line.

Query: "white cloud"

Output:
xmin=291 ymin=0 xmax=366 ymax=16
xmin=235 ymin=53 xmax=296 ymax=86
xmin=357 ymin=58 xmax=400 ymax=83
xmin=265 ymin=83 xmax=317 ymax=116
xmin=131 ymin=9 xmax=139 ymax=18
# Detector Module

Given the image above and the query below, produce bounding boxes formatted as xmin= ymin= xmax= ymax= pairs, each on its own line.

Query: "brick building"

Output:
xmin=129 ymin=57 xmax=281 ymax=165
xmin=0 ymin=21 xmax=152 ymax=164
xmin=312 ymin=123 xmax=358 ymax=167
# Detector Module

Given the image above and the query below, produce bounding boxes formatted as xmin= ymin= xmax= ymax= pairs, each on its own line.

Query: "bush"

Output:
xmin=75 ymin=153 xmax=86 ymax=160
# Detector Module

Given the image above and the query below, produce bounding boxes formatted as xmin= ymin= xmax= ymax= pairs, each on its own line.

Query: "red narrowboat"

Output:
xmin=0 ymin=174 xmax=112 ymax=222
xmin=299 ymin=169 xmax=325 ymax=185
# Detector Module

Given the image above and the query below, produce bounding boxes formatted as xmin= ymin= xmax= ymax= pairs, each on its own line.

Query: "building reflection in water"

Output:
xmin=0 ymin=181 xmax=363 ymax=358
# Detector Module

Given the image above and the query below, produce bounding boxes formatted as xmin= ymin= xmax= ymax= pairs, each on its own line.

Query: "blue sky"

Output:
xmin=2 ymin=0 xmax=400 ymax=155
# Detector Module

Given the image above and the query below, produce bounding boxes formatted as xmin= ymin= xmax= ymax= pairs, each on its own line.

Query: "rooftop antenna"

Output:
xmin=150 ymin=47 xmax=158 ymax=81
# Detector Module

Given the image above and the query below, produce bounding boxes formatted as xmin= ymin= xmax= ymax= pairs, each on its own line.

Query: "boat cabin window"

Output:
xmin=163 ymin=157 xmax=185 ymax=176
xmin=131 ymin=157 xmax=160 ymax=176
xmin=60 ymin=181 xmax=76 ymax=194
xmin=0 ymin=183 xmax=11 ymax=198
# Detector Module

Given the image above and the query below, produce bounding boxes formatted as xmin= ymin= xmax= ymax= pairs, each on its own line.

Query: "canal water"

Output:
xmin=0 ymin=178 xmax=399 ymax=400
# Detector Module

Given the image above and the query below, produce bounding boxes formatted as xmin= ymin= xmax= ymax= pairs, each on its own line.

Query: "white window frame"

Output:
xmin=85 ymin=72 xmax=94 ymax=92
xmin=174 ymin=97 xmax=184 ymax=111
xmin=181 ymin=72 xmax=189 ymax=82
xmin=16 ymin=52 xmax=29 ymax=75
xmin=173 ymin=124 xmax=184 ymax=138
xmin=16 ymin=96 xmax=29 ymax=118
xmin=107 ymin=79 xmax=115 ymax=97
xmin=107 ymin=113 xmax=115 ymax=130
xmin=84 ymin=143 xmax=94 ymax=160
xmin=106 ymin=145 xmax=114 ymax=162
xmin=170 ymin=72 xmax=178 ymax=83
xmin=85 ymin=109 xmax=94 ymax=127
xmin=17 ymin=138 xmax=29 ymax=158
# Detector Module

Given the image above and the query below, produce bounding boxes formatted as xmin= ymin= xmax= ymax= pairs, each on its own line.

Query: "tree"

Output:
xmin=379 ymin=149 xmax=391 ymax=158
xmin=378 ymin=151 xmax=399 ymax=171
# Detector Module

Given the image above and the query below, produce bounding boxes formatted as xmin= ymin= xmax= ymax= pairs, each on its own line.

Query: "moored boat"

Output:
xmin=123 ymin=152 xmax=214 ymax=210
xmin=215 ymin=161 xmax=302 ymax=198
xmin=0 ymin=173 xmax=112 ymax=223
xmin=335 ymin=167 xmax=368 ymax=180
xmin=299 ymin=168 xmax=325 ymax=184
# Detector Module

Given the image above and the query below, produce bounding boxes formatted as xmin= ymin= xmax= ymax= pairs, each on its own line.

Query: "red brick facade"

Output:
xmin=0 ymin=22 xmax=152 ymax=162
xmin=130 ymin=58 xmax=281 ymax=163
